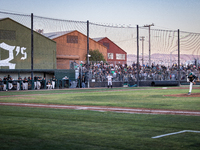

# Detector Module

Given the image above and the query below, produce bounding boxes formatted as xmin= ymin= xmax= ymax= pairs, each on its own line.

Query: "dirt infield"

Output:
xmin=0 ymin=86 xmax=199 ymax=116
xmin=165 ymin=93 xmax=200 ymax=97
xmin=0 ymin=102 xmax=200 ymax=116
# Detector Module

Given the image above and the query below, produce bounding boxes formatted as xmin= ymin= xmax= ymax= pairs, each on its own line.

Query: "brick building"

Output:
xmin=93 ymin=37 xmax=127 ymax=65
xmin=44 ymin=30 xmax=107 ymax=69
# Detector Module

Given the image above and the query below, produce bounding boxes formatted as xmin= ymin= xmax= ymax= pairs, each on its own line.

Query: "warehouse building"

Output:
xmin=44 ymin=30 xmax=108 ymax=69
xmin=93 ymin=37 xmax=127 ymax=65
xmin=0 ymin=18 xmax=57 ymax=82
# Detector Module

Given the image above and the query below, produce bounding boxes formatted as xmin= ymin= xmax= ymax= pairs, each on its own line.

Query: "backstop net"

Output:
xmin=0 ymin=11 xmax=199 ymax=88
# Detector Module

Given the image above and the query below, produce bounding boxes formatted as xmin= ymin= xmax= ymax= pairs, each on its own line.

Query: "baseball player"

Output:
xmin=3 ymin=76 xmax=7 ymax=91
xmin=106 ymin=73 xmax=113 ymax=88
xmin=17 ymin=76 xmax=22 ymax=90
xmin=186 ymin=72 xmax=199 ymax=95
xmin=51 ymin=76 xmax=57 ymax=89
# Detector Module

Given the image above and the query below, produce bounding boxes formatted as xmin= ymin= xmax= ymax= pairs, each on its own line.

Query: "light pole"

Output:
xmin=144 ymin=23 xmax=154 ymax=66
xmin=140 ymin=36 xmax=145 ymax=65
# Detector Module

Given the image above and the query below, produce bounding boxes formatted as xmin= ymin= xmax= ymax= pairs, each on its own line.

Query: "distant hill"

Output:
xmin=127 ymin=53 xmax=199 ymax=66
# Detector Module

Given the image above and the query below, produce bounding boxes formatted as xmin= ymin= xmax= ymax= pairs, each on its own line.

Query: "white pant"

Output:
xmin=52 ymin=81 xmax=55 ymax=89
xmin=8 ymin=83 xmax=13 ymax=90
xmin=34 ymin=81 xmax=40 ymax=89
xmin=17 ymin=82 xmax=20 ymax=90
xmin=187 ymin=78 xmax=193 ymax=93
xmin=23 ymin=83 xmax=28 ymax=90
xmin=108 ymin=81 xmax=112 ymax=86
xmin=189 ymin=82 xmax=193 ymax=93
xmin=47 ymin=85 xmax=52 ymax=89
xmin=3 ymin=84 xmax=7 ymax=91
xmin=37 ymin=81 xmax=41 ymax=89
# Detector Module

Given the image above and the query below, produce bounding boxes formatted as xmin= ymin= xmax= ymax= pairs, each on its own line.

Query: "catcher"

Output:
xmin=186 ymin=72 xmax=199 ymax=95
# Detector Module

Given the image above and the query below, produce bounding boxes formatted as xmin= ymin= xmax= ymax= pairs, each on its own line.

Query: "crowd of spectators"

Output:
xmin=72 ymin=61 xmax=200 ymax=83
xmin=1 ymin=61 xmax=199 ymax=90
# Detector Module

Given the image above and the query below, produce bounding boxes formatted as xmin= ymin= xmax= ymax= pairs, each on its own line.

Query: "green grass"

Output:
xmin=0 ymin=87 xmax=200 ymax=149
xmin=0 ymin=106 xmax=200 ymax=150
xmin=0 ymin=87 xmax=200 ymax=110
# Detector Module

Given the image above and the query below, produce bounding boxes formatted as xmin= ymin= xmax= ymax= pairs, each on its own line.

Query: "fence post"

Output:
xmin=178 ymin=29 xmax=180 ymax=86
xmin=31 ymin=13 xmax=34 ymax=90
xmin=87 ymin=20 xmax=90 ymax=88
xmin=137 ymin=25 xmax=139 ymax=87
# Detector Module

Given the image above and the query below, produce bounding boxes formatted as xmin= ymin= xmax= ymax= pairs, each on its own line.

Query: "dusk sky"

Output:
xmin=1 ymin=0 xmax=200 ymax=33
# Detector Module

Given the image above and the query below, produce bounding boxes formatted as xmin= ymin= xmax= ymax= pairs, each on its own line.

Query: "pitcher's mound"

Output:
xmin=165 ymin=93 xmax=200 ymax=97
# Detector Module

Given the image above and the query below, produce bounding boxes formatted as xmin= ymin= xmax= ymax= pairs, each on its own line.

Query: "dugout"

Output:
xmin=0 ymin=69 xmax=75 ymax=90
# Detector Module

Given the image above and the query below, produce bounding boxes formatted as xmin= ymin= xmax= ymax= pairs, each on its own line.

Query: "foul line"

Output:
xmin=152 ymin=130 xmax=200 ymax=139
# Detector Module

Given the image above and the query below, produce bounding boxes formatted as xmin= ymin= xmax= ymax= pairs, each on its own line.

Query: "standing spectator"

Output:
xmin=0 ymin=78 xmax=3 ymax=91
xmin=51 ymin=76 xmax=57 ymax=89
xmin=3 ymin=76 xmax=7 ymax=91
xmin=17 ymin=76 xmax=22 ymax=90
xmin=37 ymin=75 xmax=42 ymax=90
xmin=82 ymin=75 xmax=86 ymax=88
xmin=7 ymin=75 xmax=13 ymax=90
xmin=41 ymin=77 xmax=46 ymax=89
xmin=28 ymin=77 xmax=32 ymax=90
xmin=23 ymin=77 xmax=28 ymax=90
xmin=34 ymin=75 xmax=38 ymax=89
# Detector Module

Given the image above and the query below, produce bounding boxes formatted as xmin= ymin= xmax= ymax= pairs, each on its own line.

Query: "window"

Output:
xmin=67 ymin=35 xmax=78 ymax=43
xmin=116 ymin=54 xmax=125 ymax=60
xmin=103 ymin=42 xmax=109 ymax=49
xmin=0 ymin=30 xmax=16 ymax=40
xmin=108 ymin=53 xmax=113 ymax=59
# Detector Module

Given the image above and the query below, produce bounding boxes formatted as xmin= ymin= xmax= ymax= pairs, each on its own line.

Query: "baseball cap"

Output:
xmin=189 ymin=72 xmax=193 ymax=76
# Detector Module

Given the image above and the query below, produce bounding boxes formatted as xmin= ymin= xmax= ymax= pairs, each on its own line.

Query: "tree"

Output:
xmin=87 ymin=49 xmax=106 ymax=62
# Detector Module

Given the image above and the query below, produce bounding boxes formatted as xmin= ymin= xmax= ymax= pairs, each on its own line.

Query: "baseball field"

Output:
xmin=0 ymin=86 xmax=200 ymax=150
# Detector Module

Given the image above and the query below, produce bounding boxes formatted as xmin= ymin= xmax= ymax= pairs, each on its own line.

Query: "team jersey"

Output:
xmin=107 ymin=75 xmax=113 ymax=82
xmin=188 ymin=75 xmax=198 ymax=82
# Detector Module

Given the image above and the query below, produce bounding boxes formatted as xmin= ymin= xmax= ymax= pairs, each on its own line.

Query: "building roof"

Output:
xmin=0 ymin=17 xmax=56 ymax=43
xmin=93 ymin=37 xmax=106 ymax=42
xmin=43 ymin=30 xmax=107 ymax=50
xmin=43 ymin=30 xmax=75 ymax=39
xmin=93 ymin=37 xmax=127 ymax=54
xmin=0 ymin=18 xmax=7 ymax=20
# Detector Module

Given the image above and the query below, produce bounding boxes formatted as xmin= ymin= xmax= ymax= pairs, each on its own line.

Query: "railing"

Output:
xmin=69 ymin=60 xmax=200 ymax=87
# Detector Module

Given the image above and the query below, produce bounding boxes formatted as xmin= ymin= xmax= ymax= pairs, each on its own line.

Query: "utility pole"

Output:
xmin=144 ymin=23 xmax=154 ymax=66
xmin=31 ymin=13 xmax=34 ymax=90
xmin=87 ymin=20 xmax=90 ymax=88
xmin=137 ymin=25 xmax=139 ymax=87
xmin=140 ymin=36 xmax=145 ymax=65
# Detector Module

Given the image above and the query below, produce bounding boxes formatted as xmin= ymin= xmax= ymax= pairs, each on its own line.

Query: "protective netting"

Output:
xmin=0 ymin=11 xmax=199 ymax=86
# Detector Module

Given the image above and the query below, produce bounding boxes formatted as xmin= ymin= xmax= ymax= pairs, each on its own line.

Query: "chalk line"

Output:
xmin=152 ymin=130 xmax=200 ymax=139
